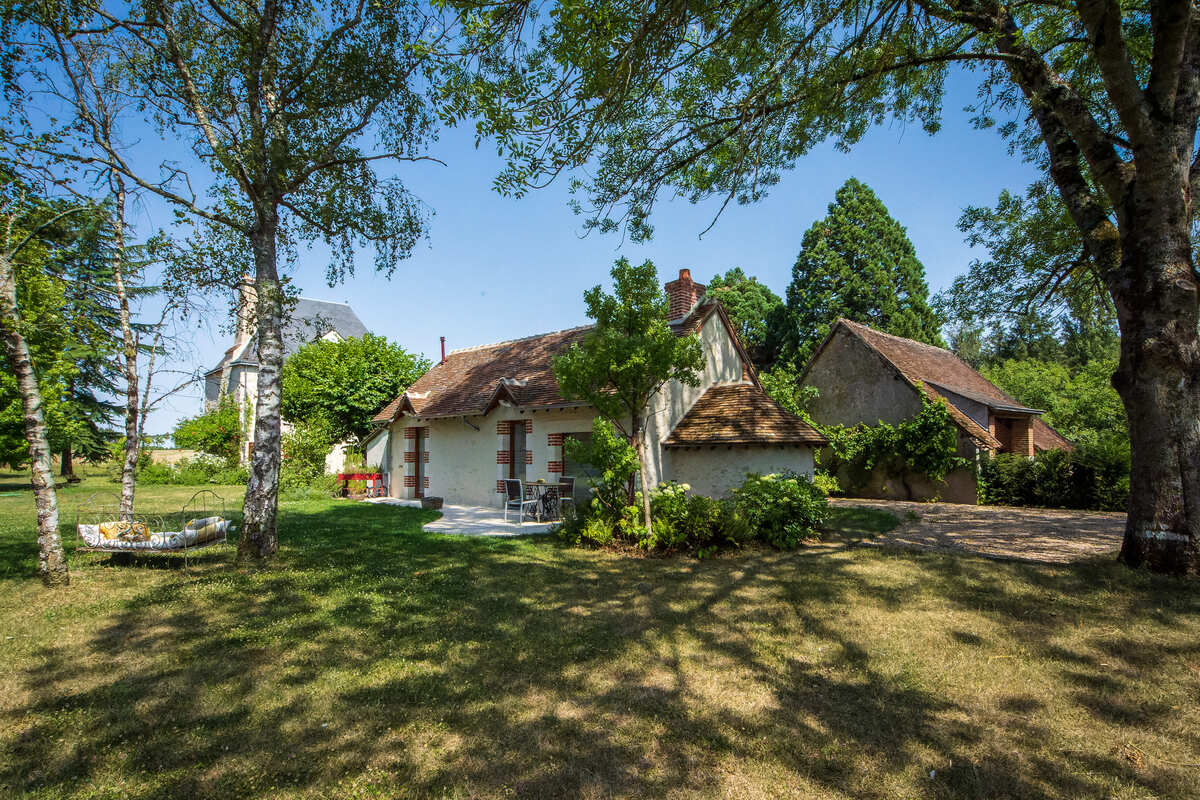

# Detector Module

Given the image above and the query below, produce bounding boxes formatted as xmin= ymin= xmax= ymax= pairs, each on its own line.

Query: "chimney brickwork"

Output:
xmin=664 ymin=268 xmax=706 ymax=320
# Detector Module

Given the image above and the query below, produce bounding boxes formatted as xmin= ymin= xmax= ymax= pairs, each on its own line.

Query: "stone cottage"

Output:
xmin=800 ymin=318 xmax=1073 ymax=503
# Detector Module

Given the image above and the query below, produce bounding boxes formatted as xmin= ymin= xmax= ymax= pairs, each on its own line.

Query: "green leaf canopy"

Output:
xmin=281 ymin=333 xmax=430 ymax=446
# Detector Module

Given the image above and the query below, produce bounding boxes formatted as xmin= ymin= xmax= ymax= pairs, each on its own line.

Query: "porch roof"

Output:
xmin=664 ymin=383 xmax=827 ymax=448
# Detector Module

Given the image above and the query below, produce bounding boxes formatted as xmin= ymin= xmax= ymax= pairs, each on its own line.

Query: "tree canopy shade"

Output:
xmin=25 ymin=0 xmax=450 ymax=562
xmin=782 ymin=178 xmax=943 ymax=367
xmin=456 ymin=0 xmax=1200 ymax=573
xmin=553 ymin=258 xmax=703 ymax=536
xmin=281 ymin=333 xmax=431 ymax=446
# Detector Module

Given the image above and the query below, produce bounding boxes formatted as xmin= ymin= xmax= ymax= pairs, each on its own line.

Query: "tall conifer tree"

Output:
xmin=783 ymin=179 xmax=943 ymax=366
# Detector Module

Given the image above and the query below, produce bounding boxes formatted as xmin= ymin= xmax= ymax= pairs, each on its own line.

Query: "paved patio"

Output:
xmin=364 ymin=497 xmax=557 ymax=537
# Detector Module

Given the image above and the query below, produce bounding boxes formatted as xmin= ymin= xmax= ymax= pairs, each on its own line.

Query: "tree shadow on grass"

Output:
xmin=4 ymin=500 xmax=1198 ymax=799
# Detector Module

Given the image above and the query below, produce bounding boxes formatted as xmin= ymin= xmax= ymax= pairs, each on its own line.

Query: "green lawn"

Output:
xmin=0 ymin=472 xmax=1197 ymax=799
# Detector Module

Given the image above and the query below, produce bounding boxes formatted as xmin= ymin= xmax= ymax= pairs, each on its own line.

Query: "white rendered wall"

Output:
xmin=386 ymin=406 xmax=600 ymax=507
xmin=363 ymin=430 xmax=390 ymax=471
xmin=643 ymin=312 xmax=747 ymax=485
xmin=324 ymin=441 xmax=350 ymax=475
xmin=666 ymin=446 xmax=815 ymax=498
xmin=382 ymin=311 xmax=759 ymax=506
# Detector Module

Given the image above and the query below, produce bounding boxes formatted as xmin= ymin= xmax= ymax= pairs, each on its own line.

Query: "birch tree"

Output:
xmin=0 ymin=187 xmax=77 ymax=587
xmin=36 ymin=0 xmax=444 ymax=561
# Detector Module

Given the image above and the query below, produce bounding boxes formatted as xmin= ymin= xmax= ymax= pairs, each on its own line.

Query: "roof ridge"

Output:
xmin=842 ymin=318 xmax=947 ymax=353
xmin=841 ymin=317 xmax=1032 ymax=409
xmin=446 ymin=324 xmax=593 ymax=355
xmin=295 ymin=296 xmax=354 ymax=306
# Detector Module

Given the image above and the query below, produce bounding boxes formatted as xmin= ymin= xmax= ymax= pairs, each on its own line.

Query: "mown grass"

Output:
xmin=821 ymin=505 xmax=902 ymax=539
xmin=0 ymin=470 xmax=1197 ymax=799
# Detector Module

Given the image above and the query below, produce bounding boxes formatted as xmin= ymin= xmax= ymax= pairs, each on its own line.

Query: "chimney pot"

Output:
xmin=440 ymin=336 xmax=446 ymax=364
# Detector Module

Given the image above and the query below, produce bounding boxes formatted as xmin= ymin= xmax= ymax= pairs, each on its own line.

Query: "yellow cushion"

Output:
xmin=99 ymin=521 xmax=149 ymax=542
xmin=185 ymin=517 xmax=225 ymax=542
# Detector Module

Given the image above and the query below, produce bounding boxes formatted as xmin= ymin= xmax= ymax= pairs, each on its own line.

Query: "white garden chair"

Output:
xmin=503 ymin=479 xmax=539 ymax=524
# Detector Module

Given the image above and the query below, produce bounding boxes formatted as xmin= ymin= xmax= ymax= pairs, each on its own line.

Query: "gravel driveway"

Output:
xmin=832 ymin=498 xmax=1126 ymax=564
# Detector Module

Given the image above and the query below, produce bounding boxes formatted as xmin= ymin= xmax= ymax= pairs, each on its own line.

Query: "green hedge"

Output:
xmin=134 ymin=454 xmax=249 ymax=486
xmin=978 ymin=438 xmax=1129 ymax=511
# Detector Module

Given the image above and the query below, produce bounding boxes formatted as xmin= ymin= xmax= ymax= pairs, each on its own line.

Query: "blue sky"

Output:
xmin=140 ymin=70 xmax=1040 ymax=434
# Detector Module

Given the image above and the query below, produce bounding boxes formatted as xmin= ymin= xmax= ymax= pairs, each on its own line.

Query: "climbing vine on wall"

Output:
xmin=817 ymin=393 xmax=968 ymax=490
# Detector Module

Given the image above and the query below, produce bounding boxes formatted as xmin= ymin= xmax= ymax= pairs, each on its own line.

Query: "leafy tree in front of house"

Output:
xmin=173 ymin=398 xmax=243 ymax=464
xmin=781 ymin=179 xmax=944 ymax=367
xmin=554 ymin=258 xmax=704 ymax=538
xmin=706 ymin=268 xmax=786 ymax=370
xmin=281 ymin=334 xmax=430 ymax=447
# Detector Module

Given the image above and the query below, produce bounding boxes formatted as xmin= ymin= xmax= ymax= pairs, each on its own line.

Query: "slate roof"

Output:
xmin=832 ymin=319 xmax=1072 ymax=451
xmin=663 ymin=383 xmax=827 ymax=447
xmin=207 ymin=297 xmax=369 ymax=375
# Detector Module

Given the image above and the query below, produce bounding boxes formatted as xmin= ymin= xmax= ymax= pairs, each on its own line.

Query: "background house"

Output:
xmin=370 ymin=269 xmax=825 ymax=506
xmin=801 ymin=318 xmax=1073 ymax=503
xmin=204 ymin=278 xmax=368 ymax=464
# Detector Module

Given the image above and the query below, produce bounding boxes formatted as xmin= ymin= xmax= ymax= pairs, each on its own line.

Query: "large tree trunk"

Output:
xmin=111 ymin=178 xmax=139 ymax=521
xmin=238 ymin=212 xmax=284 ymax=563
xmin=1111 ymin=213 xmax=1200 ymax=575
xmin=0 ymin=252 xmax=69 ymax=587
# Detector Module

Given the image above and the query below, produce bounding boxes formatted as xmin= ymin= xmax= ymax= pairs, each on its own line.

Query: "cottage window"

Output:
xmin=562 ymin=432 xmax=600 ymax=502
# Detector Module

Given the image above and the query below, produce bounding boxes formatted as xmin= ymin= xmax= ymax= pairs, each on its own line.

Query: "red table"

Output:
xmin=337 ymin=472 xmax=385 ymax=497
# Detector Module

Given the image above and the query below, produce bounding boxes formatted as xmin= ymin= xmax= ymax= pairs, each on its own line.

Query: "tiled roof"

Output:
xmin=371 ymin=395 xmax=404 ymax=424
xmin=208 ymin=297 xmax=369 ymax=374
xmin=664 ymin=383 xmax=827 ymax=447
xmin=371 ymin=297 xmax=755 ymax=425
xmin=1032 ymin=417 xmax=1074 ymax=451
xmin=372 ymin=326 xmax=593 ymax=422
xmin=834 ymin=319 xmax=1073 ymax=451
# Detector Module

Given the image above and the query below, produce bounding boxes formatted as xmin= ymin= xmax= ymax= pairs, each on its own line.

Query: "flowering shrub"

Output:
xmin=731 ymin=471 xmax=829 ymax=550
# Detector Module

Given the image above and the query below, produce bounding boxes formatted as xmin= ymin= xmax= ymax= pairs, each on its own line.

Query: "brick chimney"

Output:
xmin=664 ymin=268 xmax=705 ymax=321
xmin=235 ymin=274 xmax=257 ymax=346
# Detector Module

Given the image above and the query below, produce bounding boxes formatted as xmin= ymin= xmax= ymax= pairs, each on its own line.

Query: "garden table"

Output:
xmin=523 ymin=481 xmax=560 ymax=521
